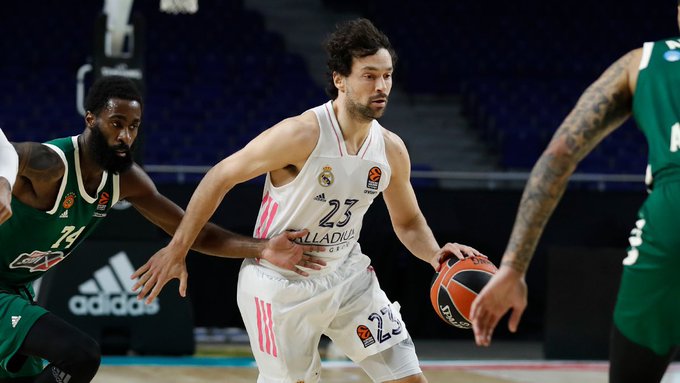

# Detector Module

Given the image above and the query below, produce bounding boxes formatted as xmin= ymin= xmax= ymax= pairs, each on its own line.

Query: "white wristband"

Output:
xmin=0 ymin=129 xmax=18 ymax=190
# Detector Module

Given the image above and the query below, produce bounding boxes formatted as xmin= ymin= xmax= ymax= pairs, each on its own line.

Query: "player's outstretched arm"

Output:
xmin=470 ymin=49 xmax=640 ymax=347
xmin=130 ymin=227 xmax=326 ymax=304
xmin=127 ymin=114 xmax=323 ymax=303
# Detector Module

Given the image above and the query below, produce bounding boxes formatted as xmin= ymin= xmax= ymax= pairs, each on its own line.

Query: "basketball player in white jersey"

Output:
xmin=134 ymin=18 xmax=483 ymax=383
xmin=0 ymin=128 xmax=19 ymax=224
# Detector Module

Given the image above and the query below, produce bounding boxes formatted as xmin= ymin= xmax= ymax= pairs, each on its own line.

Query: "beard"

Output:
xmin=346 ymin=92 xmax=387 ymax=122
xmin=88 ymin=124 xmax=134 ymax=174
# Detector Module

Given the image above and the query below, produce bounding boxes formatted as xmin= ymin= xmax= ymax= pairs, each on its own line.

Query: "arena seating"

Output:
xmin=1 ymin=0 xmax=675 ymax=183
xmin=0 ymin=0 xmax=324 ymax=183
xmin=328 ymin=0 xmax=673 ymax=176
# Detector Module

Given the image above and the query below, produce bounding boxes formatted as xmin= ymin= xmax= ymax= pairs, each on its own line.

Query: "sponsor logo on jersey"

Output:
xmin=664 ymin=50 xmax=680 ymax=62
xmin=68 ymin=251 xmax=160 ymax=316
xmin=10 ymin=315 xmax=21 ymax=328
xmin=356 ymin=325 xmax=376 ymax=347
xmin=9 ymin=250 xmax=67 ymax=272
xmin=62 ymin=192 xmax=76 ymax=209
xmin=313 ymin=193 xmax=326 ymax=202
xmin=59 ymin=210 xmax=69 ymax=219
xmin=366 ymin=166 xmax=382 ymax=190
xmin=318 ymin=166 xmax=334 ymax=187
xmin=302 ymin=229 xmax=355 ymax=253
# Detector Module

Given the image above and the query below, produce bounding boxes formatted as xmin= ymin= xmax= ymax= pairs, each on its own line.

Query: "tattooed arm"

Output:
xmin=503 ymin=50 xmax=637 ymax=272
xmin=469 ymin=48 xmax=641 ymax=347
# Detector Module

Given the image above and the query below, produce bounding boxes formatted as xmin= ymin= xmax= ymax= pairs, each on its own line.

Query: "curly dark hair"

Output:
xmin=323 ymin=18 xmax=397 ymax=99
xmin=84 ymin=75 xmax=143 ymax=115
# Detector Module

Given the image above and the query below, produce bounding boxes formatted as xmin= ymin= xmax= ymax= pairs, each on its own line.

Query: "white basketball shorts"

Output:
xmin=237 ymin=250 xmax=420 ymax=383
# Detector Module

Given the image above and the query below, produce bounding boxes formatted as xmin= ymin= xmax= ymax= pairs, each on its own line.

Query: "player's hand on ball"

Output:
xmin=263 ymin=229 xmax=326 ymax=277
xmin=431 ymin=242 xmax=485 ymax=271
xmin=470 ymin=266 xmax=527 ymax=347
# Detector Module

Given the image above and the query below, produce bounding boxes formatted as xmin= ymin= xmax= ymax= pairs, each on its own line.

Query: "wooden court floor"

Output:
xmin=87 ymin=341 xmax=680 ymax=382
xmin=90 ymin=359 xmax=680 ymax=383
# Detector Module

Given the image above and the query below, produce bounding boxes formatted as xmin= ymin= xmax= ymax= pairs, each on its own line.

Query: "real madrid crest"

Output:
xmin=318 ymin=165 xmax=334 ymax=187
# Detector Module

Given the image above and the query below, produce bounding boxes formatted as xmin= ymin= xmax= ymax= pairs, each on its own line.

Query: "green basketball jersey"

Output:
xmin=0 ymin=136 xmax=120 ymax=288
xmin=633 ymin=37 xmax=680 ymax=186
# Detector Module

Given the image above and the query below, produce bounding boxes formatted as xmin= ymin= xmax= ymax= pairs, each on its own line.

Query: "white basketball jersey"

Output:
xmin=252 ymin=100 xmax=392 ymax=277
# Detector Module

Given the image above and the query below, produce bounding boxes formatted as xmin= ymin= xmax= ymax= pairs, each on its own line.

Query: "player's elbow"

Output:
xmin=543 ymin=137 xmax=581 ymax=165
xmin=391 ymin=213 xmax=426 ymax=239
xmin=532 ymin=139 xmax=580 ymax=179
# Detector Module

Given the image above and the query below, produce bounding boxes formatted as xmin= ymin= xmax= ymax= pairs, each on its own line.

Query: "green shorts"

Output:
xmin=614 ymin=180 xmax=680 ymax=356
xmin=0 ymin=287 xmax=48 ymax=378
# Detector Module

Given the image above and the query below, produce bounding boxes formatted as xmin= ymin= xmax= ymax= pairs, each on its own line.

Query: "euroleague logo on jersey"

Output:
xmin=93 ymin=192 xmax=110 ymax=218
xmin=356 ymin=325 xmax=376 ymax=347
xmin=366 ymin=167 xmax=382 ymax=190
xmin=96 ymin=192 xmax=110 ymax=211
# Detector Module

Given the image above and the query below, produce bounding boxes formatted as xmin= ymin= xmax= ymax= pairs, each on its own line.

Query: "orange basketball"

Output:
xmin=430 ymin=256 xmax=497 ymax=329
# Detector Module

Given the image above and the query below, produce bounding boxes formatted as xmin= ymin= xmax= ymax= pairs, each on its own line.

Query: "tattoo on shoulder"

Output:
xmin=20 ymin=143 xmax=64 ymax=182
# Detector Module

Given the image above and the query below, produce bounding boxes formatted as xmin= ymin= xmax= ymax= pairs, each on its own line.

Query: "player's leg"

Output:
xmin=237 ymin=260 xmax=325 ymax=383
xmin=610 ymin=266 xmax=679 ymax=383
xmin=609 ymin=188 xmax=680 ymax=383
xmin=609 ymin=324 xmax=677 ymax=383
xmin=0 ymin=291 xmax=50 ymax=381
xmin=12 ymin=313 xmax=100 ymax=383
xmin=611 ymin=265 xmax=678 ymax=383
xmin=0 ymin=287 xmax=99 ymax=383
xmin=356 ymin=338 xmax=426 ymax=383
xmin=0 ymin=377 xmax=33 ymax=382
xmin=326 ymin=255 xmax=422 ymax=382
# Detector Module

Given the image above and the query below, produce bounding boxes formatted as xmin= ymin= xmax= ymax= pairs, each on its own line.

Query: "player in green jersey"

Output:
xmin=471 ymin=3 xmax=680 ymax=383
xmin=0 ymin=76 xmax=324 ymax=383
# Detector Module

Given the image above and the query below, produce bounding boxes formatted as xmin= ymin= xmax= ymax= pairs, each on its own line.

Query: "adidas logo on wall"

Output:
xmin=68 ymin=251 xmax=160 ymax=317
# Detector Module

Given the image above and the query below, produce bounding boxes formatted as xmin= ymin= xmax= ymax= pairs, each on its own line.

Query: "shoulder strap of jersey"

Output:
xmin=41 ymin=143 xmax=69 ymax=215
xmin=639 ymin=41 xmax=654 ymax=71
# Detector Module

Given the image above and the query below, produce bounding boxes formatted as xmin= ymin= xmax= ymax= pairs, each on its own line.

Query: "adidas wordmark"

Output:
xmin=68 ymin=251 xmax=159 ymax=316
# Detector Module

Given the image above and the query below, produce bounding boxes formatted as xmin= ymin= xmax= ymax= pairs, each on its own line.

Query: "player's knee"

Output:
xmin=79 ymin=336 xmax=101 ymax=366
xmin=73 ymin=335 xmax=101 ymax=370
xmin=58 ymin=334 xmax=101 ymax=377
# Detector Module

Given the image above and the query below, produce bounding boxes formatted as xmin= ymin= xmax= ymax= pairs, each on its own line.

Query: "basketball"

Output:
xmin=430 ymin=256 xmax=498 ymax=329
